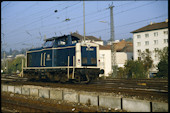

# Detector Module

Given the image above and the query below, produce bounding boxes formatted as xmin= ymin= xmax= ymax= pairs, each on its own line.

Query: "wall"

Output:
xmin=1 ymin=84 xmax=168 ymax=112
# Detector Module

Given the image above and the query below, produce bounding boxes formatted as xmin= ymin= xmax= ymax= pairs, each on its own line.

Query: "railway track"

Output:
xmin=1 ymin=74 xmax=167 ymax=92
xmin=1 ymin=74 xmax=28 ymax=82
xmin=1 ymin=74 xmax=168 ymax=102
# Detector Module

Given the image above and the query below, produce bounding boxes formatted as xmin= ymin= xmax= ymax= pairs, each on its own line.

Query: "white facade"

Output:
xmin=15 ymin=54 xmax=25 ymax=58
xmin=99 ymin=50 xmax=133 ymax=77
xmin=99 ymin=50 xmax=112 ymax=77
xmin=133 ymin=28 xmax=168 ymax=72
xmin=116 ymin=52 xmax=133 ymax=67
xmin=93 ymin=41 xmax=104 ymax=45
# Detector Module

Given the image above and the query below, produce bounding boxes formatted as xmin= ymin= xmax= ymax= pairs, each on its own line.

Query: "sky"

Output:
xmin=1 ymin=0 xmax=168 ymax=52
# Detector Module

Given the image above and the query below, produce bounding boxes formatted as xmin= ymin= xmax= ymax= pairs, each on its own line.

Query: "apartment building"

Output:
xmin=131 ymin=19 xmax=168 ymax=73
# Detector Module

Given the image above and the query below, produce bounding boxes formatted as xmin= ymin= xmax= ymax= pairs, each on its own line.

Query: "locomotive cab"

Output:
xmin=23 ymin=34 xmax=102 ymax=83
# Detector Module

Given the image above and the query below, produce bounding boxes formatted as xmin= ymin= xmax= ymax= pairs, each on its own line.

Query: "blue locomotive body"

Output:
xmin=23 ymin=34 xmax=103 ymax=83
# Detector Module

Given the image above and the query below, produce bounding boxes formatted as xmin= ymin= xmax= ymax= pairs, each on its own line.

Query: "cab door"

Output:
xmin=40 ymin=50 xmax=52 ymax=67
xmin=40 ymin=52 xmax=46 ymax=67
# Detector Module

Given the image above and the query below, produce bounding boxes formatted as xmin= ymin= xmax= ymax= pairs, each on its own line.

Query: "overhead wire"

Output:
xmin=24 ymin=1 xmax=135 ymax=35
xmin=87 ymin=14 xmax=167 ymax=35
xmin=4 ymin=1 xmax=159 ymax=41
xmin=3 ymin=1 xmax=166 ymax=49
xmin=7 ymin=14 xmax=166 ymax=49
xmin=3 ymin=2 xmax=66 ymax=25
xmin=114 ymin=1 xmax=156 ymax=15
xmin=31 ymin=1 xmax=137 ymax=32
xmin=5 ymin=1 xmax=81 ymax=36
xmin=4 ymin=1 xmax=135 ymax=38
xmin=39 ymin=1 xmax=157 ymax=36
xmin=4 ymin=2 xmax=107 ymax=38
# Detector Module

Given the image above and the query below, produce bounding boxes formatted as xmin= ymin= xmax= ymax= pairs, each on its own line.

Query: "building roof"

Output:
xmin=86 ymin=36 xmax=102 ymax=41
xmin=71 ymin=32 xmax=84 ymax=40
xmin=71 ymin=32 xmax=102 ymax=41
xmin=120 ymin=45 xmax=133 ymax=52
xmin=131 ymin=21 xmax=168 ymax=33
xmin=99 ymin=45 xmax=111 ymax=50
xmin=99 ymin=40 xmax=133 ymax=52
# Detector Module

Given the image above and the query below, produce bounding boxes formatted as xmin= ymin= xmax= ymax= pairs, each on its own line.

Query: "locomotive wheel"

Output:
xmin=73 ymin=74 xmax=91 ymax=84
xmin=81 ymin=74 xmax=90 ymax=84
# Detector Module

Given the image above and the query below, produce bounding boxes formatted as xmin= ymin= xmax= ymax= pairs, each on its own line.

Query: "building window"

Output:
xmin=164 ymin=31 xmax=168 ymax=35
xmin=145 ymin=33 xmax=149 ymax=38
xmin=137 ymin=42 xmax=141 ymax=46
xmin=154 ymin=40 xmax=158 ymax=45
xmin=164 ymin=39 xmax=168 ymax=43
xmin=137 ymin=35 xmax=141 ymax=39
xmin=137 ymin=49 xmax=141 ymax=55
xmin=145 ymin=41 xmax=149 ymax=45
xmin=154 ymin=32 xmax=158 ymax=37
xmin=138 ymin=57 xmax=141 ymax=61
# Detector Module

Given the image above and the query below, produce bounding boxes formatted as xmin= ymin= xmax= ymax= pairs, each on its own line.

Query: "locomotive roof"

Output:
xmin=45 ymin=35 xmax=80 ymax=41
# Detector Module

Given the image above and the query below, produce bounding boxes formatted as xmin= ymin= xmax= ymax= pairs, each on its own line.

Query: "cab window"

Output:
xmin=57 ymin=39 xmax=66 ymax=46
xmin=43 ymin=40 xmax=54 ymax=47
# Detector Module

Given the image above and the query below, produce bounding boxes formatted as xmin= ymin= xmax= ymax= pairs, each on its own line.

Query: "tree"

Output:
xmin=140 ymin=49 xmax=154 ymax=78
xmin=124 ymin=60 xmax=146 ymax=79
xmin=157 ymin=60 xmax=168 ymax=78
xmin=156 ymin=47 xmax=168 ymax=78
xmin=157 ymin=47 xmax=168 ymax=63
xmin=7 ymin=57 xmax=25 ymax=74
xmin=117 ymin=67 xmax=126 ymax=78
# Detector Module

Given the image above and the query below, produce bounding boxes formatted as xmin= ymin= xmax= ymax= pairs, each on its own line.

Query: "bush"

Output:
xmin=124 ymin=60 xmax=147 ymax=79
xmin=156 ymin=47 xmax=168 ymax=78
xmin=157 ymin=60 xmax=168 ymax=78
xmin=7 ymin=57 xmax=25 ymax=74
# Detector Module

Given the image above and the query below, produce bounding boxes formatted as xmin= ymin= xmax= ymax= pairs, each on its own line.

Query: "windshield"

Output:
xmin=43 ymin=41 xmax=54 ymax=47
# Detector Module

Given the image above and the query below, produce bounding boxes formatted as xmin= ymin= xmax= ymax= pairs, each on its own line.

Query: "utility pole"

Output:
xmin=109 ymin=3 xmax=117 ymax=78
xmin=3 ymin=51 xmax=6 ymax=72
xmin=83 ymin=0 xmax=86 ymax=41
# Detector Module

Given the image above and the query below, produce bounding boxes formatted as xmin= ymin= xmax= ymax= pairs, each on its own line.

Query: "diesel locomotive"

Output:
xmin=23 ymin=34 xmax=103 ymax=83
